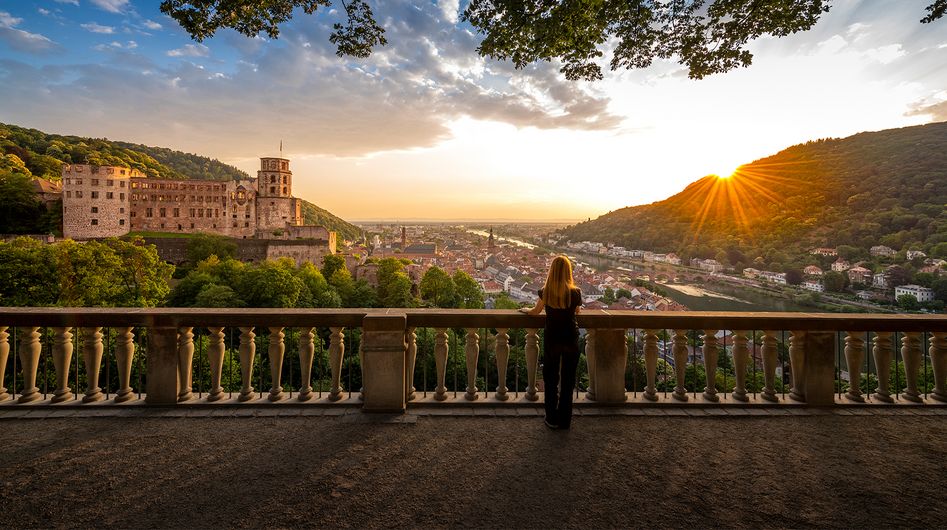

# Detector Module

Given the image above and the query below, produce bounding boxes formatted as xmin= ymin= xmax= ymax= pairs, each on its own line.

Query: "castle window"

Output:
xmin=120 ymin=169 xmax=125 ymax=175
xmin=120 ymin=181 xmax=126 ymax=188
xmin=282 ymin=175 xmax=287 ymax=184
xmin=191 ymin=223 xmax=195 ymax=228
xmin=233 ymin=223 xmax=238 ymax=228
xmin=106 ymin=192 xmax=114 ymax=199
xmin=270 ymin=175 xmax=276 ymax=183
xmin=76 ymin=191 xmax=83 ymax=198
xmin=214 ymin=209 xmax=219 ymax=217
xmin=66 ymin=191 xmax=72 ymax=198
xmin=281 ymin=162 xmax=287 ymax=170
xmin=119 ymin=219 xmax=125 ymax=226
xmin=120 ymin=208 xmax=124 ymax=213
xmin=120 ymin=193 xmax=125 ymax=200
xmin=131 ymin=182 xmax=138 ymax=189
xmin=91 ymin=191 xmax=99 ymax=199
xmin=198 ymin=209 xmax=204 ymax=218
xmin=91 ymin=207 xmax=98 ymax=214
xmin=206 ymin=208 xmax=212 ymax=217
xmin=245 ymin=222 xmax=250 ymax=227
xmin=65 ymin=178 xmax=71 ymax=185
xmin=270 ymin=186 xmax=276 ymax=194
xmin=173 ymin=208 xmax=180 ymax=217
xmin=131 ymin=211 xmax=136 ymax=218
xmin=107 ymin=180 xmax=114 ymax=186
xmin=92 ymin=179 xmax=99 ymax=186
xmin=283 ymin=187 xmax=287 ymax=194
xmin=160 ymin=223 xmax=165 ymax=228
xmin=146 ymin=208 xmax=153 ymax=217
xmin=91 ymin=167 xmax=99 ymax=174
xmin=76 ymin=178 xmax=83 ymax=185
xmin=189 ymin=208 xmax=196 ymax=217
xmin=159 ymin=208 xmax=166 ymax=217
xmin=91 ymin=219 xmax=98 ymax=225
xmin=107 ymin=168 xmax=114 ymax=174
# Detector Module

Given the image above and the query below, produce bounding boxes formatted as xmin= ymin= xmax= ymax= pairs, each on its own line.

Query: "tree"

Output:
xmin=822 ymin=271 xmax=847 ymax=292
xmin=160 ymin=0 xmax=386 ymax=57
xmin=453 ymin=270 xmax=485 ymax=309
xmin=383 ymin=271 xmax=415 ymax=308
xmin=165 ymin=1 xmax=945 ymax=81
xmin=327 ymin=267 xmax=355 ymax=307
xmin=298 ymin=261 xmax=341 ymax=308
xmin=601 ymin=286 xmax=616 ymax=305
xmin=784 ymin=268 xmax=803 ymax=286
xmin=186 ymin=234 xmax=237 ymax=264
xmin=932 ymin=278 xmax=947 ymax=303
xmin=897 ymin=294 xmax=920 ymax=311
xmin=321 ymin=254 xmax=347 ymax=280
xmin=194 ymin=284 xmax=245 ymax=307
xmin=616 ymin=288 xmax=633 ymax=300
xmin=420 ymin=266 xmax=457 ymax=308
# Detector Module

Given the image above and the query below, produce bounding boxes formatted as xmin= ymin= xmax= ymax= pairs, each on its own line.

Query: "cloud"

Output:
xmin=142 ymin=19 xmax=162 ymax=30
xmin=438 ymin=0 xmax=460 ymax=24
xmin=94 ymin=40 xmax=138 ymax=51
xmin=906 ymin=97 xmax=947 ymax=121
xmin=53 ymin=0 xmax=79 ymax=5
xmin=38 ymin=8 xmax=51 ymax=16
xmin=90 ymin=0 xmax=129 ymax=13
xmin=0 ymin=11 xmax=58 ymax=54
xmin=167 ymin=43 xmax=210 ymax=57
xmin=81 ymin=22 xmax=115 ymax=34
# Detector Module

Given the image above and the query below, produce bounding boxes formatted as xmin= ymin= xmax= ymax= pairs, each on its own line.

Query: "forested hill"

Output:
xmin=560 ymin=121 xmax=947 ymax=269
xmin=0 ymin=122 xmax=362 ymax=241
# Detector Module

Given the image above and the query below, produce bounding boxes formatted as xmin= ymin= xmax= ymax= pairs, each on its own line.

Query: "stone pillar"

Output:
xmin=760 ymin=330 xmax=779 ymax=402
xmin=731 ymin=331 xmax=750 ymax=402
xmin=494 ymin=328 xmax=510 ymax=401
xmin=788 ymin=330 xmax=806 ymax=402
xmin=672 ymin=329 xmax=689 ymax=401
xmin=16 ymin=327 xmax=42 ymax=404
xmin=702 ymin=330 xmax=719 ymax=402
xmin=146 ymin=326 xmax=180 ymax=405
xmin=930 ymin=332 xmax=947 ymax=403
xmin=901 ymin=332 xmax=923 ymax=403
xmin=643 ymin=329 xmax=658 ymax=401
xmin=361 ymin=313 xmax=407 ymax=412
xmin=802 ymin=331 xmax=836 ymax=406
xmin=328 ymin=327 xmax=345 ymax=402
xmin=297 ymin=327 xmax=315 ymax=402
xmin=404 ymin=327 xmax=417 ymax=402
xmin=464 ymin=328 xmax=480 ymax=401
xmin=843 ymin=332 xmax=865 ymax=402
xmin=82 ymin=327 xmax=105 ymax=403
xmin=268 ymin=327 xmax=285 ymax=402
xmin=872 ymin=332 xmax=894 ymax=403
xmin=206 ymin=327 xmax=226 ymax=402
xmin=434 ymin=328 xmax=449 ymax=401
xmin=525 ymin=329 xmax=539 ymax=401
xmin=51 ymin=327 xmax=74 ymax=403
xmin=0 ymin=327 xmax=9 ymax=402
xmin=176 ymin=327 xmax=194 ymax=402
xmin=238 ymin=327 xmax=256 ymax=402
xmin=114 ymin=327 xmax=136 ymax=403
xmin=590 ymin=328 xmax=628 ymax=403
xmin=584 ymin=329 xmax=596 ymax=400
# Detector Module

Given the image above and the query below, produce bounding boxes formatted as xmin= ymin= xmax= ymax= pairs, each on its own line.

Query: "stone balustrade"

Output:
xmin=0 ymin=308 xmax=945 ymax=411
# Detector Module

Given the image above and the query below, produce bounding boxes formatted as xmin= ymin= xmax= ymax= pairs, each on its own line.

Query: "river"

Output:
xmin=466 ymin=229 xmax=537 ymax=249
xmin=659 ymin=282 xmax=813 ymax=312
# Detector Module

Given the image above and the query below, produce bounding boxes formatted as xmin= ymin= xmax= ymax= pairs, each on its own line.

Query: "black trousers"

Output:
xmin=543 ymin=338 xmax=580 ymax=428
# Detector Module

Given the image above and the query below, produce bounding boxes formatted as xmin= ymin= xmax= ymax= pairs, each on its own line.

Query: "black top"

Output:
xmin=538 ymin=287 xmax=583 ymax=341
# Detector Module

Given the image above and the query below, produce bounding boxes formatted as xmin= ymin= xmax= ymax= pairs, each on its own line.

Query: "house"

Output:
xmin=894 ymin=284 xmax=935 ymax=303
xmin=809 ymin=247 xmax=838 ymax=257
xmin=831 ymin=259 xmax=851 ymax=272
xmin=803 ymin=265 xmax=823 ymax=276
xmin=873 ymin=272 xmax=888 ymax=289
xmin=802 ymin=280 xmax=824 ymax=292
xmin=847 ymin=266 xmax=873 ymax=285
xmin=906 ymin=250 xmax=927 ymax=260
xmin=758 ymin=271 xmax=787 ymax=285
xmin=665 ymin=253 xmax=682 ymax=265
xmin=870 ymin=245 xmax=896 ymax=257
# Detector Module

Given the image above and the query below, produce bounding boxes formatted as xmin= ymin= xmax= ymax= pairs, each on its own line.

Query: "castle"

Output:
xmin=61 ymin=157 xmax=337 ymax=261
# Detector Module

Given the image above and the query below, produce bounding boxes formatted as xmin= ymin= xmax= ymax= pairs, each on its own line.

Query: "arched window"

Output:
xmin=282 ymin=175 xmax=287 ymax=184
xmin=282 ymin=187 xmax=287 ymax=194
xmin=270 ymin=186 xmax=276 ymax=194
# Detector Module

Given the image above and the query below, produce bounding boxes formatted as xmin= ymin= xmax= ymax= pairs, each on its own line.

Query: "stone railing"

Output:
xmin=0 ymin=308 xmax=945 ymax=411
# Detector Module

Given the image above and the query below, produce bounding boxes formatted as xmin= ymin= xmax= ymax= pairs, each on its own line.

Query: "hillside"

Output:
xmin=561 ymin=121 xmax=947 ymax=270
xmin=0 ymin=122 xmax=361 ymax=241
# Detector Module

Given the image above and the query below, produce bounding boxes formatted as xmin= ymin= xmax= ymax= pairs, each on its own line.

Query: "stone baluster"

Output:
xmin=0 ymin=327 xmax=9 ymax=402
xmin=238 ymin=327 xmax=256 ymax=402
xmin=206 ymin=327 xmax=226 ymax=402
xmin=643 ymin=329 xmax=659 ymax=401
xmin=114 ymin=327 xmax=136 ymax=403
xmin=702 ymin=330 xmax=719 ymax=402
xmin=434 ymin=328 xmax=449 ymax=401
xmin=494 ymin=328 xmax=510 ymax=401
xmin=51 ymin=327 xmax=74 ymax=403
xmin=585 ymin=329 xmax=596 ymax=400
xmin=176 ymin=327 xmax=194 ymax=402
xmin=788 ymin=330 xmax=806 ymax=402
xmin=731 ymin=331 xmax=750 ymax=402
xmin=671 ymin=329 xmax=689 ymax=401
xmin=901 ymin=332 xmax=923 ymax=403
xmin=871 ymin=332 xmax=894 ymax=403
xmin=405 ymin=327 xmax=417 ymax=402
xmin=464 ymin=328 xmax=480 ymax=400
xmin=843 ymin=332 xmax=865 ymax=402
xmin=297 ymin=327 xmax=315 ymax=402
xmin=267 ymin=327 xmax=285 ymax=401
xmin=328 ymin=327 xmax=345 ymax=402
xmin=525 ymin=329 xmax=539 ymax=401
xmin=17 ymin=327 xmax=42 ymax=403
xmin=82 ymin=327 xmax=104 ymax=403
xmin=760 ymin=330 xmax=779 ymax=402
xmin=930 ymin=332 xmax=947 ymax=403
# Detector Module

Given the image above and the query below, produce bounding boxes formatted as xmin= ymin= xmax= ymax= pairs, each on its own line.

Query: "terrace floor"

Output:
xmin=2 ymin=407 xmax=945 ymax=529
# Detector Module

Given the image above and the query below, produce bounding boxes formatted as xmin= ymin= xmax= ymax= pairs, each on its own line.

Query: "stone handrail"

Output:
xmin=1 ymin=308 xmax=945 ymax=411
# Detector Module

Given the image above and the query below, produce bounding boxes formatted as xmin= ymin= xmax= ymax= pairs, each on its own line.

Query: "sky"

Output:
xmin=1 ymin=0 xmax=946 ymax=222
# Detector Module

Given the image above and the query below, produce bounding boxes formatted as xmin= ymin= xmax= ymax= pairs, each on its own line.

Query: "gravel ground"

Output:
xmin=1 ymin=414 xmax=945 ymax=529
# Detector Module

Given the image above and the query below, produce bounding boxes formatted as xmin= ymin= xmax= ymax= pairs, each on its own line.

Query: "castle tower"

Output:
xmin=255 ymin=156 xmax=301 ymax=233
xmin=258 ymin=157 xmax=292 ymax=198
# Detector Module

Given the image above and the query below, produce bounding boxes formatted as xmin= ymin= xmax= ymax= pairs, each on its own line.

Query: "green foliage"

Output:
xmin=321 ymin=254 xmax=346 ymax=279
xmin=383 ymin=272 xmax=415 ymax=308
xmin=300 ymin=200 xmax=363 ymax=242
xmin=0 ymin=237 xmax=171 ymax=307
xmin=186 ymin=234 xmax=238 ymax=264
xmin=420 ymin=266 xmax=457 ymax=308
xmin=562 ymin=122 xmax=947 ymax=274
xmin=453 ymin=270 xmax=485 ymax=309
xmin=897 ymin=294 xmax=920 ymax=310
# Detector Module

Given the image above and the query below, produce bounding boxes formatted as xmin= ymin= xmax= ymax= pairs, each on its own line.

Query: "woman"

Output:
xmin=521 ymin=255 xmax=582 ymax=430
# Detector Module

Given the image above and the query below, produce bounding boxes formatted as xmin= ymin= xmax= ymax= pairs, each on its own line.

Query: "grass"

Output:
xmin=124 ymin=231 xmax=200 ymax=239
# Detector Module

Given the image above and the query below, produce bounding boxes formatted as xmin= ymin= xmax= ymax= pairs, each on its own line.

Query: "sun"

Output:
xmin=711 ymin=165 xmax=741 ymax=179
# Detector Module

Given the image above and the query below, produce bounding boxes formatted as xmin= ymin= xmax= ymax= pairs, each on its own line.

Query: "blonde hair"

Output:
xmin=542 ymin=255 xmax=576 ymax=309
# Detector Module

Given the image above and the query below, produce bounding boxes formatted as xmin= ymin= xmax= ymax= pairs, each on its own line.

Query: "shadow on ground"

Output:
xmin=0 ymin=415 xmax=944 ymax=528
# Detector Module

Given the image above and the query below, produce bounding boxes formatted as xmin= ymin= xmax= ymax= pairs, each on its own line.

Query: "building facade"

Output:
xmin=61 ymin=157 xmax=336 ymax=258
